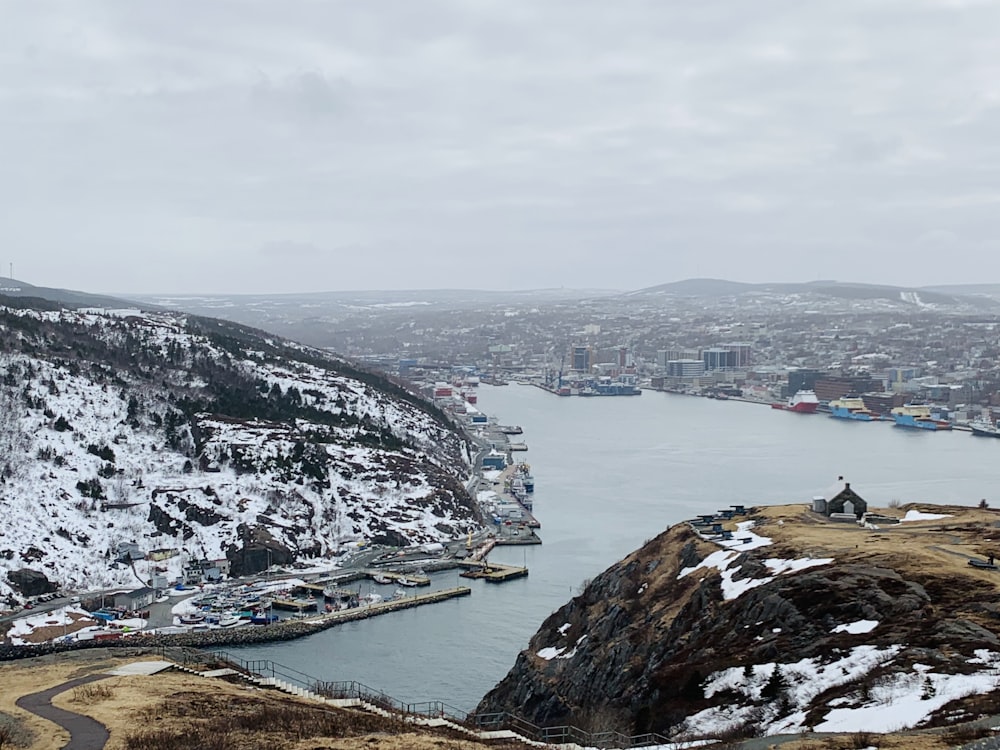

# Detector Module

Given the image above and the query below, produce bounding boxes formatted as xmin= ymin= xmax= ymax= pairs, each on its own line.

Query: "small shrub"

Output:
xmin=70 ymin=682 xmax=114 ymax=703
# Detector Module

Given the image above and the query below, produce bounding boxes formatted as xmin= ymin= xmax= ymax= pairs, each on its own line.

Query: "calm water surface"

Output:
xmin=231 ymin=385 xmax=1000 ymax=710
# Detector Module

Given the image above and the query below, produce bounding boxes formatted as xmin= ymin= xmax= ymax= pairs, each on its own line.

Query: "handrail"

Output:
xmin=198 ymin=648 xmax=675 ymax=748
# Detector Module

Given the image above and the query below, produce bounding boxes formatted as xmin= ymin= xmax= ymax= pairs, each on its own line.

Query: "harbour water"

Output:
xmin=230 ymin=385 xmax=1000 ymax=711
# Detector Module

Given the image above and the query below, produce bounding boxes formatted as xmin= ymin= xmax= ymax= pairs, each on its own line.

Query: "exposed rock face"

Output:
xmin=477 ymin=511 xmax=1000 ymax=739
xmin=7 ymin=568 xmax=57 ymax=597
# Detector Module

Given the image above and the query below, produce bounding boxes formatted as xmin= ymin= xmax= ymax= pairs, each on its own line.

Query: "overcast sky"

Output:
xmin=2 ymin=1 xmax=999 ymax=294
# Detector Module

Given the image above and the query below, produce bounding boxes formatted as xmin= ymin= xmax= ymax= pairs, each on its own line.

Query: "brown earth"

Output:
xmin=3 ymin=651 xmax=987 ymax=750
xmin=6 ymin=503 xmax=1000 ymax=750
xmin=749 ymin=502 xmax=1000 ymax=593
xmin=2 ymin=653 xmax=527 ymax=750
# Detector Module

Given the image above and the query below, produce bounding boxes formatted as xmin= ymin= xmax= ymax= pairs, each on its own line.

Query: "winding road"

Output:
xmin=15 ymin=674 xmax=110 ymax=750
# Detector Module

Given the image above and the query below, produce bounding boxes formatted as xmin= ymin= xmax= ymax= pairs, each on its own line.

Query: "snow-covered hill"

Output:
xmin=0 ymin=305 xmax=478 ymax=603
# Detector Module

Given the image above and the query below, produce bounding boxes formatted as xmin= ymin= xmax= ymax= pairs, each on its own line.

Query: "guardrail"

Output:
xmin=201 ymin=648 xmax=675 ymax=749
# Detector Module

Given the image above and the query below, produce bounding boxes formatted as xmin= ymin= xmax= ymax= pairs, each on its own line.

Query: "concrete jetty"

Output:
xmin=458 ymin=561 xmax=528 ymax=583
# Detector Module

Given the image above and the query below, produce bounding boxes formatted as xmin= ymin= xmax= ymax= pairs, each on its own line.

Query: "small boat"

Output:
xmin=396 ymin=576 xmax=418 ymax=587
xmin=179 ymin=613 xmax=205 ymax=625
xmin=372 ymin=573 xmax=391 ymax=585
xmin=390 ymin=588 xmax=407 ymax=600
xmin=218 ymin=612 xmax=242 ymax=628
xmin=970 ymin=418 xmax=1000 ymax=438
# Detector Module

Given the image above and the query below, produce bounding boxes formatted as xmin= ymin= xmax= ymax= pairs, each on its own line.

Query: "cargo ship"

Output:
xmin=891 ymin=404 xmax=951 ymax=431
xmin=828 ymin=396 xmax=881 ymax=421
xmin=970 ymin=417 xmax=1000 ymax=438
xmin=771 ymin=389 xmax=819 ymax=413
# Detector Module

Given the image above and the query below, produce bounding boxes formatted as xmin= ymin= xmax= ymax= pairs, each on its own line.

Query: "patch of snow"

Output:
xmin=832 ymin=620 xmax=879 ymax=635
xmin=900 ymin=510 xmax=952 ymax=522
xmin=680 ymin=550 xmax=833 ymax=602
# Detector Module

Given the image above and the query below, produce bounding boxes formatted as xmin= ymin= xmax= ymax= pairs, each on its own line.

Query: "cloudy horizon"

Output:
xmin=2 ymin=1 xmax=1000 ymax=295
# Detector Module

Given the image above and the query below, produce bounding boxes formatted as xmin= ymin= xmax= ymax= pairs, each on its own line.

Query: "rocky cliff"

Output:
xmin=477 ymin=504 xmax=1000 ymax=741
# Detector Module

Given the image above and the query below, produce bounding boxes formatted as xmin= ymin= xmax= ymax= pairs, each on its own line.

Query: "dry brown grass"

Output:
xmin=748 ymin=502 xmax=1000 ymax=584
xmin=1 ymin=655 xmax=525 ymax=750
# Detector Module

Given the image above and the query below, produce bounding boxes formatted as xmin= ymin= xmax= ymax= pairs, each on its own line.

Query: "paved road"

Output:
xmin=16 ymin=674 xmax=110 ymax=750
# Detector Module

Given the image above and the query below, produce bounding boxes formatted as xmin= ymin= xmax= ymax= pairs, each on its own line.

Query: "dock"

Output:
xmin=458 ymin=560 xmax=529 ymax=583
xmin=493 ymin=531 xmax=542 ymax=546
xmin=316 ymin=586 xmax=471 ymax=621
xmin=270 ymin=598 xmax=319 ymax=612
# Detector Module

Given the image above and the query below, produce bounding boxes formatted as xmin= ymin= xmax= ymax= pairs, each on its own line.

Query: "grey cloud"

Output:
xmin=1 ymin=1 xmax=999 ymax=293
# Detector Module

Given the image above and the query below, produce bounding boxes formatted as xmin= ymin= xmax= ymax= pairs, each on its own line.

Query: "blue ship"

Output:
xmin=891 ymin=404 xmax=950 ymax=431
xmin=828 ymin=396 xmax=880 ymax=421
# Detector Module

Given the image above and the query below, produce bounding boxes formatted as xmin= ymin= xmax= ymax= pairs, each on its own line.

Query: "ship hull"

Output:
xmin=971 ymin=425 xmax=1000 ymax=438
xmin=893 ymin=415 xmax=945 ymax=430
xmin=830 ymin=407 xmax=878 ymax=421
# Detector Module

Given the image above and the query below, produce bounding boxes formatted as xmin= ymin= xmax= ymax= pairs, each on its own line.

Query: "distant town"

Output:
xmin=314 ymin=283 xmax=1000 ymax=431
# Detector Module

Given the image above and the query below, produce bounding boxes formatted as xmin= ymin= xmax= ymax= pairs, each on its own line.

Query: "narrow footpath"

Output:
xmin=15 ymin=674 xmax=110 ymax=750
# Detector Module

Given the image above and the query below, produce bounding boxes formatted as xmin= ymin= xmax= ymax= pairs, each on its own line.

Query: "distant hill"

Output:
xmin=0 ymin=279 xmax=149 ymax=311
xmin=627 ymin=278 xmax=999 ymax=310
xmin=922 ymin=283 xmax=1000 ymax=298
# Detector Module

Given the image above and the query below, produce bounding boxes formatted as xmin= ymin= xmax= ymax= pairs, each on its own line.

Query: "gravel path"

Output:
xmin=15 ymin=674 xmax=110 ymax=750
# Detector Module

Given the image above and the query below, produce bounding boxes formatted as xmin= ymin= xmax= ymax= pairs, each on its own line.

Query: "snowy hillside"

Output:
xmin=0 ymin=305 xmax=478 ymax=603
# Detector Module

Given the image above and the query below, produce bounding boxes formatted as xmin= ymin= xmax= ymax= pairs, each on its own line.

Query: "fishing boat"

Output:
xmin=396 ymin=575 xmax=418 ymax=587
xmin=372 ymin=573 xmax=391 ymax=585
xmin=178 ymin=613 xmax=206 ymax=625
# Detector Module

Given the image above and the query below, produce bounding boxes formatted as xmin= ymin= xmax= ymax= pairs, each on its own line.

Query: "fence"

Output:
xmin=193 ymin=648 xmax=675 ymax=749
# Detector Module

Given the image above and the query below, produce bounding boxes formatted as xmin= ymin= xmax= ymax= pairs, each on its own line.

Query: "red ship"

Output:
xmin=770 ymin=389 xmax=820 ymax=414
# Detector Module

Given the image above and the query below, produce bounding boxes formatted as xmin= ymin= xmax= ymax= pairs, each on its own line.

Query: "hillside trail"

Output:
xmin=15 ymin=674 xmax=110 ymax=750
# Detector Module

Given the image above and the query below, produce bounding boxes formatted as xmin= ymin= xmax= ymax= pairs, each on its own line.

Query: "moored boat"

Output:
xmin=772 ymin=389 xmax=820 ymax=414
xmin=891 ymin=404 xmax=951 ymax=431
xmin=970 ymin=418 xmax=1000 ymax=438
xmin=372 ymin=573 xmax=392 ymax=585
xmin=829 ymin=396 xmax=881 ymax=421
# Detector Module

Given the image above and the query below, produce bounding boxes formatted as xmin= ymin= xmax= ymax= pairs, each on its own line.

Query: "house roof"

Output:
xmin=119 ymin=586 xmax=155 ymax=599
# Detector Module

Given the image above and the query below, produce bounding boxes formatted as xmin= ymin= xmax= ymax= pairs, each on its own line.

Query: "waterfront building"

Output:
xmin=813 ymin=374 xmax=882 ymax=402
xmin=702 ymin=348 xmax=738 ymax=371
xmin=667 ymin=359 xmax=706 ymax=378
xmin=723 ymin=342 xmax=752 ymax=367
xmin=657 ymin=349 xmax=699 ymax=368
